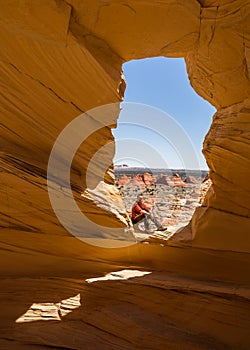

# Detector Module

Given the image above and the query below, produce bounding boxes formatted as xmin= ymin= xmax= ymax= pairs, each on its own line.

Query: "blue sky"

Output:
xmin=112 ymin=57 xmax=216 ymax=170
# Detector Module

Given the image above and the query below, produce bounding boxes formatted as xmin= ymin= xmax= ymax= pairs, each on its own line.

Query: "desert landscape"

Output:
xmin=115 ymin=167 xmax=210 ymax=235
xmin=0 ymin=1 xmax=250 ymax=349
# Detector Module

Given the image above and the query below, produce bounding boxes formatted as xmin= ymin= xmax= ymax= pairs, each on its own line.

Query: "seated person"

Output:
xmin=131 ymin=196 xmax=167 ymax=231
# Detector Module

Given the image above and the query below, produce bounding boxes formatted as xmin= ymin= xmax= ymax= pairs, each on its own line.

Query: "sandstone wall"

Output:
xmin=187 ymin=0 xmax=250 ymax=251
xmin=66 ymin=0 xmax=250 ymax=251
xmin=0 ymin=0 xmax=249 ymax=264
xmin=0 ymin=0 xmax=131 ymax=248
xmin=1 ymin=2 xmax=250 ymax=349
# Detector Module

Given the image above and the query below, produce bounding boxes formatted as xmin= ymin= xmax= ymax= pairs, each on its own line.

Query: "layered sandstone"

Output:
xmin=0 ymin=1 xmax=250 ymax=349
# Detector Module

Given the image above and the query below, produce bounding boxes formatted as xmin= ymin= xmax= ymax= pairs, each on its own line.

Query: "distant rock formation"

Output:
xmin=142 ymin=172 xmax=156 ymax=186
xmin=129 ymin=174 xmax=146 ymax=186
xmin=184 ymin=175 xmax=199 ymax=184
xmin=156 ymin=173 xmax=187 ymax=187
xmin=172 ymin=173 xmax=187 ymax=187
xmin=118 ymin=172 xmax=189 ymax=187
xmin=156 ymin=174 xmax=172 ymax=185
xmin=117 ymin=175 xmax=131 ymax=185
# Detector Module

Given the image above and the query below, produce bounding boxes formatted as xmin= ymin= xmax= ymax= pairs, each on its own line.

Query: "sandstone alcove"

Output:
xmin=1 ymin=0 xmax=249 ymax=252
xmin=0 ymin=1 xmax=250 ymax=349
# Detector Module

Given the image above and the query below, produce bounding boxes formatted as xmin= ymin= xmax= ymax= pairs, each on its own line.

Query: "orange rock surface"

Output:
xmin=172 ymin=173 xmax=187 ymax=187
xmin=156 ymin=174 xmax=174 ymax=185
xmin=142 ymin=172 xmax=156 ymax=186
xmin=0 ymin=1 xmax=250 ymax=349
xmin=117 ymin=175 xmax=131 ymax=185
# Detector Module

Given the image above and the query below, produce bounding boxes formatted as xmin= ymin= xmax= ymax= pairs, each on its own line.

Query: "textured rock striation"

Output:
xmin=65 ymin=0 xmax=250 ymax=251
xmin=0 ymin=0 xmax=250 ymax=349
xmin=185 ymin=0 xmax=250 ymax=251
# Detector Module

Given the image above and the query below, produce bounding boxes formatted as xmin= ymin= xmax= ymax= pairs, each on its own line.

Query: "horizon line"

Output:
xmin=114 ymin=165 xmax=208 ymax=171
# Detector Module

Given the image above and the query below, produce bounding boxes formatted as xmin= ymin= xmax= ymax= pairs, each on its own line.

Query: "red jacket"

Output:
xmin=131 ymin=201 xmax=150 ymax=221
